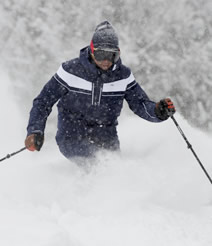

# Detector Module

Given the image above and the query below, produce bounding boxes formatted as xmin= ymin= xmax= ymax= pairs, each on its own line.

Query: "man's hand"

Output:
xmin=25 ymin=133 xmax=44 ymax=151
xmin=155 ymin=98 xmax=176 ymax=120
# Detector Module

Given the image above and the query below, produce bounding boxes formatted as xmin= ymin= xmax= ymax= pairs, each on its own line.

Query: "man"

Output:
xmin=25 ymin=21 xmax=175 ymax=159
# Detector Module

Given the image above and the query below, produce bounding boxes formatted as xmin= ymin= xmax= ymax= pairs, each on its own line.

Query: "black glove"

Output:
xmin=34 ymin=133 xmax=44 ymax=151
xmin=155 ymin=98 xmax=176 ymax=120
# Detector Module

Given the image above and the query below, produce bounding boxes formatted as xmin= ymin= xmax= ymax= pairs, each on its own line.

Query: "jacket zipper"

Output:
xmin=92 ymin=76 xmax=103 ymax=106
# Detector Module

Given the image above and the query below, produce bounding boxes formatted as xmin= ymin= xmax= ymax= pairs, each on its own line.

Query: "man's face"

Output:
xmin=92 ymin=56 xmax=113 ymax=70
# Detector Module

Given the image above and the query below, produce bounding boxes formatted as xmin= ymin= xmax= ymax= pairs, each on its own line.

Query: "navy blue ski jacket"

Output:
xmin=27 ymin=47 xmax=162 ymax=156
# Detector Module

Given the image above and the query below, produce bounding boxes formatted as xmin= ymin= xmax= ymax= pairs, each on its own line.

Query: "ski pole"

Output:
xmin=0 ymin=147 xmax=27 ymax=162
xmin=170 ymin=115 xmax=212 ymax=185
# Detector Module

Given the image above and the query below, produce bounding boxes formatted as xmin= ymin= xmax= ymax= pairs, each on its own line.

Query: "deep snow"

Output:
xmin=0 ymin=72 xmax=212 ymax=246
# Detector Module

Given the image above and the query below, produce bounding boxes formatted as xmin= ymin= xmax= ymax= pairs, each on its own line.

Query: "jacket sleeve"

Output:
xmin=27 ymin=76 xmax=68 ymax=135
xmin=124 ymin=82 xmax=162 ymax=123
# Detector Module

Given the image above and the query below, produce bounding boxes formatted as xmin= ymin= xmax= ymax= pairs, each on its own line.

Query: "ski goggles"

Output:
xmin=93 ymin=48 xmax=120 ymax=63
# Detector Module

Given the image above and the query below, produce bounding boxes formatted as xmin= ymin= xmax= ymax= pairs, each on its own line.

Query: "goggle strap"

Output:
xmin=90 ymin=40 xmax=94 ymax=53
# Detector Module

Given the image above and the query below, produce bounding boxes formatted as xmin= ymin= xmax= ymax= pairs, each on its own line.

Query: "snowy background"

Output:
xmin=1 ymin=0 xmax=212 ymax=131
xmin=0 ymin=0 xmax=212 ymax=245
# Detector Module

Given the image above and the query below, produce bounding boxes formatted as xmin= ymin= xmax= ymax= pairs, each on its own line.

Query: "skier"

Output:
xmin=25 ymin=21 xmax=175 ymax=159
